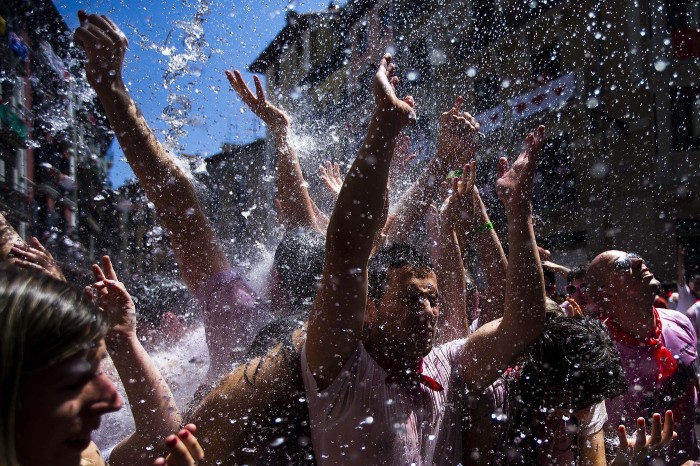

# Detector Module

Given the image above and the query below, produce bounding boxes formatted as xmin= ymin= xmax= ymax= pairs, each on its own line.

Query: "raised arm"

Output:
xmin=459 ymin=126 xmax=547 ymax=393
xmin=74 ymin=12 xmax=242 ymax=378
xmin=385 ymin=96 xmax=479 ymax=244
xmin=75 ymin=12 xmax=228 ymax=291
xmin=467 ymin=186 xmax=507 ymax=325
xmin=87 ymin=256 xmax=180 ymax=466
xmin=434 ymin=162 xmax=476 ymax=342
xmin=227 ymin=70 xmax=323 ymax=233
xmin=678 ymin=247 xmax=688 ymax=288
xmin=305 ymin=54 xmax=415 ymax=390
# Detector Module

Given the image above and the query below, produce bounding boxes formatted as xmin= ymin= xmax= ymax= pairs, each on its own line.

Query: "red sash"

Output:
xmin=601 ymin=307 xmax=678 ymax=382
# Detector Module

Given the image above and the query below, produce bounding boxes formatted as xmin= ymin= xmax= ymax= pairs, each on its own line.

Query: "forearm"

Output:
xmin=435 ymin=225 xmax=467 ymax=342
xmin=502 ymin=209 xmax=545 ymax=342
xmin=472 ymin=197 xmax=507 ymax=323
xmin=108 ymin=333 xmax=180 ymax=464
xmin=94 ymin=82 xmax=227 ymax=288
xmin=327 ymin=114 xmax=399 ymax=260
xmin=678 ymin=252 xmax=687 ymax=287
xmin=274 ymin=133 xmax=319 ymax=232
xmin=386 ymin=154 xmax=449 ymax=244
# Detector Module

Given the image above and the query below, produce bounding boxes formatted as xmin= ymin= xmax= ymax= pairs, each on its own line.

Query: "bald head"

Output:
xmin=587 ymin=250 xmax=659 ymax=315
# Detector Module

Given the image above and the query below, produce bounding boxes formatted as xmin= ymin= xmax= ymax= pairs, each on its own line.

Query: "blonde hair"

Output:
xmin=0 ymin=265 xmax=107 ymax=465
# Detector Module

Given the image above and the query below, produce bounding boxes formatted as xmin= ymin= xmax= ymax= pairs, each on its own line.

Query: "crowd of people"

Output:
xmin=0 ymin=10 xmax=698 ymax=466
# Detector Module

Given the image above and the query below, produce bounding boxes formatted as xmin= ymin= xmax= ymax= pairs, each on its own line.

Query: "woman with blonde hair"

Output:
xmin=0 ymin=264 xmax=202 ymax=466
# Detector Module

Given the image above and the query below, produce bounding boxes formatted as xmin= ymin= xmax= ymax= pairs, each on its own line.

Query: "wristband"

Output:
xmin=473 ymin=221 xmax=494 ymax=233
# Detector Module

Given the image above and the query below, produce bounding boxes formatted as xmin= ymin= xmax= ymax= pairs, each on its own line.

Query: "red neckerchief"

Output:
xmin=385 ymin=358 xmax=444 ymax=392
xmin=601 ymin=307 xmax=678 ymax=382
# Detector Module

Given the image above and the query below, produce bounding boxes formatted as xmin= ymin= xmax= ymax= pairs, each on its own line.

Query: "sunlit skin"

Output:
xmin=365 ymin=267 xmax=440 ymax=371
xmin=15 ymin=340 xmax=123 ymax=466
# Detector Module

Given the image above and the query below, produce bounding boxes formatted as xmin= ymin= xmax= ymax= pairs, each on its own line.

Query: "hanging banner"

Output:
xmin=476 ymin=104 xmax=505 ymax=134
xmin=510 ymin=72 xmax=576 ymax=121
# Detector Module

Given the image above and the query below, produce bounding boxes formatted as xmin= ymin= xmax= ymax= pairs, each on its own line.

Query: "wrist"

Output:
xmin=106 ymin=328 xmax=138 ymax=352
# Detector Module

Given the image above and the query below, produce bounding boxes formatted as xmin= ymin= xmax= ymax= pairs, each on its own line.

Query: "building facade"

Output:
xmin=0 ymin=0 xmax=116 ymax=276
xmin=251 ymin=0 xmax=700 ymax=281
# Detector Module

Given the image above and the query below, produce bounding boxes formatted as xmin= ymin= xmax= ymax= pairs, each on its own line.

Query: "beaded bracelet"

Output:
xmin=472 ymin=221 xmax=494 ymax=233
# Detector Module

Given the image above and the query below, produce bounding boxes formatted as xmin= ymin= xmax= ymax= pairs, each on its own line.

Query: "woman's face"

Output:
xmin=15 ymin=339 xmax=123 ymax=466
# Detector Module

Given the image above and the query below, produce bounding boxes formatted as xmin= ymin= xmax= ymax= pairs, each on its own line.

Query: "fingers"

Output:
xmin=174 ymin=427 xmax=204 ymax=462
xmin=453 ymin=95 xmax=464 ymax=114
xmin=497 ymin=157 xmax=509 ymax=179
xmin=155 ymin=425 xmax=204 ymax=465
xmin=333 ymin=162 xmax=341 ymax=180
xmin=232 ymin=69 xmax=256 ymax=105
xmin=92 ymin=263 xmax=107 ymax=282
xmin=253 ymin=75 xmax=266 ymax=102
xmin=649 ymin=412 xmax=662 ymax=447
xmin=661 ymin=410 xmax=675 ymax=446
xmin=617 ymin=425 xmax=630 ymax=451
xmin=634 ymin=417 xmax=647 ymax=454
xmin=29 ymin=237 xmax=48 ymax=253
xmin=102 ymin=255 xmax=118 ymax=281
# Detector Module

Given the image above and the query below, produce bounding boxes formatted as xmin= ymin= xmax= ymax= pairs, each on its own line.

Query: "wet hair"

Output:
xmin=566 ymin=265 xmax=587 ymax=284
xmin=274 ymin=228 xmax=325 ymax=309
xmin=505 ymin=315 xmax=627 ymax=464
xmin=0 ymin=264 xmax=107 ymax=465
xmin=368 ymin=243 xmax=434 ymax=304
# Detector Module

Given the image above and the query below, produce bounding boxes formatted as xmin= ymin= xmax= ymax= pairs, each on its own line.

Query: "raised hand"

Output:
xmin=611 ymin=411 xmax=676 ymax=466
xmin=85 ymin=255 xmax=136 ymax=342
xmin=9 ymin=237 xmax=66 ymax=282
xmin=373 ymin=54 xmax=416 ymax=132
xmin=226 ymin=69 xmax=289 ymax=137
xmin=440 ymin=160 xmax=477 ymax=231
xmin=73 ymin=11 xmax=128 ymax=90
xmin=319 ymin=161 xmax=344 ymax=197
xmin=153 ymin=424 xmax=205 ymax=466
xmin=496 ymin=125 xmax=545 ymax=217
xmin=436 ymin=96 xmax=480 ymax=167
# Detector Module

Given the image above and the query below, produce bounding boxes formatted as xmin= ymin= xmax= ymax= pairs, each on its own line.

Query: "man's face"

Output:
xmin=567 ymin=278 xmax=590 ymax=306
xmin=597 ymin=251 xmax=660 ymax=303
xmin=373 ymin=266 xmax=439 ymax=358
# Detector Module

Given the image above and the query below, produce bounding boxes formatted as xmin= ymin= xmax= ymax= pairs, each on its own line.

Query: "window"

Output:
xmin=671 ymin=87 xmax=700 ymax=151
xmin=667 ymin=0 xmax=700 ymax=59
xmin=379 ymin=3 xmax=392 ymax=35
xmin=356 ymin=23 xmax=368 ymax=54
xmin=474 ymin=77 xmax=499 ymax=113
xmin=531 ymin=42 xmax=560 ymax=85
xmin=533 ymin=135 xmax=576 ymax=210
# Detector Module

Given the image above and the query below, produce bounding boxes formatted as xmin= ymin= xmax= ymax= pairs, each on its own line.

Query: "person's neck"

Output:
xmin=364 ymin=330 xmax=423 ymax=376
xmin=605 ymin=294 xmax=656 ymax=338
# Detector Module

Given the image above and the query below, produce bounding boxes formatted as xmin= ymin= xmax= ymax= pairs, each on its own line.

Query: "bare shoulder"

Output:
xmin=81 ymin=442 xmax=106 ymax=466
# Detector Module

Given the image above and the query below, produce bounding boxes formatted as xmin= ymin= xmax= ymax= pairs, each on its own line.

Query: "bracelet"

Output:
xmin=472 ymin=221 xmax=494 ymax=233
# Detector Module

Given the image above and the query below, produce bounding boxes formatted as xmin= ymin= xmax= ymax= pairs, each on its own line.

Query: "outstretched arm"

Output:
xmin=227 ymin=70 xmax=322 ymax=233
xmin=305 ymin=54 xmax=415 ymax=390
xmin=74 ymin=12 xmax=240 ymax=378
xmin=467 ymin=186 xmax=507 ymax=325
xmin=87 ymin=256 xmax=180 ymax=466
xmin=459 ymin=126 xmax=547 ymax=394
xmin=385 ymin=96 xmax=479 ymax=245
xmin=435 ymin=162 xmax=476 ymax=342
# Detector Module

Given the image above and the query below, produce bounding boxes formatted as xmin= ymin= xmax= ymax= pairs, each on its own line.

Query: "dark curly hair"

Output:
xmin=368 ymin=243 xmax=434 ymax=304
xmin=274 ymin=228 xmax=325 ymax=309
xmin=500 ymin=315 xmax=627 ymax=464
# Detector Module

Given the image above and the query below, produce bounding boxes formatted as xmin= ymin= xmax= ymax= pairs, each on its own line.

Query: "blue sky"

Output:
xmin=54 ymin=0 xmax=340 ymax=187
